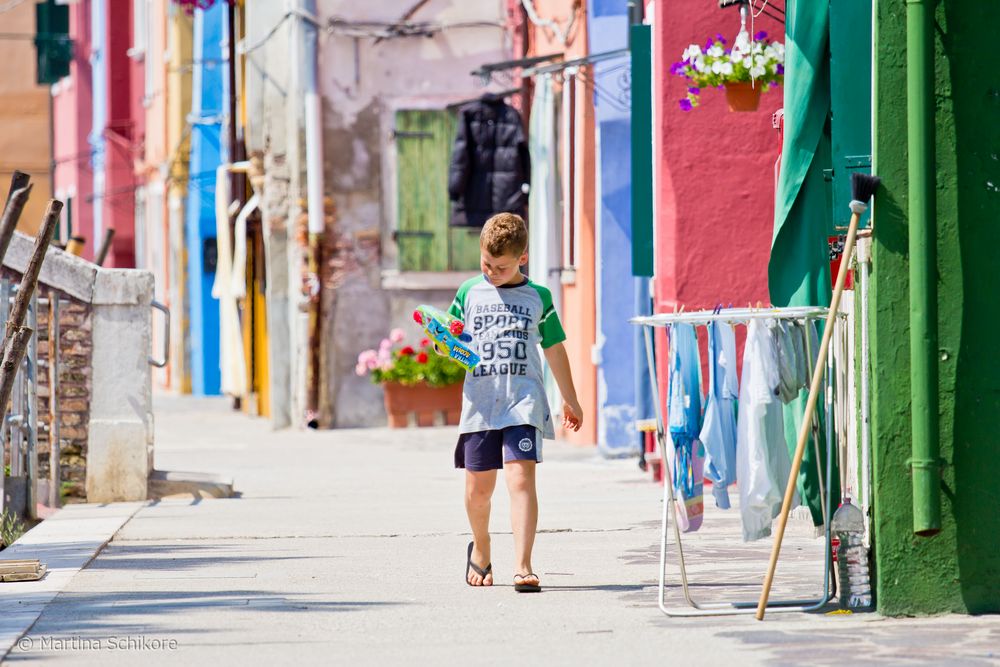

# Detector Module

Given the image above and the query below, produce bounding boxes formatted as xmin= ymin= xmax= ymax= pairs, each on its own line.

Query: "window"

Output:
xmin=393 ymin=109 xmax=480 ymax=272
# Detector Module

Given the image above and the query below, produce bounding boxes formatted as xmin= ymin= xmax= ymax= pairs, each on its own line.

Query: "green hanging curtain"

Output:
xmin=769 ymin=0 xmax=840 ymax=527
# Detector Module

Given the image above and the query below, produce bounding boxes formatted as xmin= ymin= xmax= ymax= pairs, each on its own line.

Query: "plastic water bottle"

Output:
xmin=831 ymin=499 xmax=872 ymax=610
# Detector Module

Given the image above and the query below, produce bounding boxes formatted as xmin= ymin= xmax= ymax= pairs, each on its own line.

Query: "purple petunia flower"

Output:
xmin=777 ymin=64 xmax=785 ymax=74
xmin=688 ymin=87 xmax=700 ymax=95
xmin=755 ymin=31 xmax=768 ymax=40
xmin=679 ymin=99 xmax=693 ymax=111
xmin=705 ymin=38 xmax=714 ymax=50
xmin=671 ymin=62 xmax=685 ymax=75
xmin=715 ymin=33 xmax=727 ymax=45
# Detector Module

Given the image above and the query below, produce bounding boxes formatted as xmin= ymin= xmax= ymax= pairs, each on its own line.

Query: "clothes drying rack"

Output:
xmin=632 ymin=306 xmax=841 ymax=617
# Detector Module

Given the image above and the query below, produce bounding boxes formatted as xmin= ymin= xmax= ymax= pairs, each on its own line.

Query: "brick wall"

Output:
xmin=0 ymin=269 xmax=94 ymax=503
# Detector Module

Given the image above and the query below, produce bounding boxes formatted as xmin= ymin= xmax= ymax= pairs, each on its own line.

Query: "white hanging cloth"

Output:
xmin=736 ymin=318 xmax=797 ymax=541
xmin=213 ymin=166 xmax=248 ymax=398
xmin=528 ymin=73 xmax=563 ymax=412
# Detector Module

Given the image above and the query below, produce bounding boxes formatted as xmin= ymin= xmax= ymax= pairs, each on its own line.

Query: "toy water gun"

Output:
xmin=412 ymin=305 xmax=480 ymax=372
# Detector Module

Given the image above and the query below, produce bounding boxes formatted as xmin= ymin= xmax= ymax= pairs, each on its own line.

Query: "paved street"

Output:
xmin=2 ymin=395 xmax=999 ymax=665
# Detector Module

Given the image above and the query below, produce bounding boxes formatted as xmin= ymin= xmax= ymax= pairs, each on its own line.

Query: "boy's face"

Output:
xmin=480 ymin=247 xmax=528 ymax=287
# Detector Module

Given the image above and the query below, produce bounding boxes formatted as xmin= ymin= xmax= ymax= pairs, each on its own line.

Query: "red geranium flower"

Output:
xmin=416 ymin=352 xmax=429 ymax=364
xmin=400 ymin=346 xmax=415 ymax=356
xmin=420 ymin=338 xmax=431 ymax=348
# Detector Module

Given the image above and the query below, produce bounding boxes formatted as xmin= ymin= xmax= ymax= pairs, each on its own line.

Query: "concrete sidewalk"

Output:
xmin=2 ymin=395 xmax=998 ymax=665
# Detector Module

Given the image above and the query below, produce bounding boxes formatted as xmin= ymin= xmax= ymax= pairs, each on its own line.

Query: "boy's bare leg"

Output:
xmin=465 ymin=469 xmax=497 ymax=586
xmin=504 ymin=460 xmax=539 ymax=587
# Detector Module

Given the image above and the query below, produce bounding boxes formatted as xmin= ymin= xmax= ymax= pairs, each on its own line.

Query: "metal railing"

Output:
xmin=1 ymin=280 xmax=69 ymax=520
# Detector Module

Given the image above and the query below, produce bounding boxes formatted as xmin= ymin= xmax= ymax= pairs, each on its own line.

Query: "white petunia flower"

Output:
xmin=708 ymin=45 xmax=725 ymax=58
xmin=711 ymin=60 xmax=726 ymax=74
xmin=720 ymin=62 xmax=734 ymax=76
xmin=743 ymin=56 xmax=753 ymax=68
xmin=694 ymin=55 xmax=706 ymax=71
xmin=750 ymin=65 xmax=766 ymax=78
xmin=683 ymin=44 xmax=702 ymax=61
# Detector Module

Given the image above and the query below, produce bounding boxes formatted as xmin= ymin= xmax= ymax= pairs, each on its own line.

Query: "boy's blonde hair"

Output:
xmin=480 ymin=212 xmax=528 ymax=257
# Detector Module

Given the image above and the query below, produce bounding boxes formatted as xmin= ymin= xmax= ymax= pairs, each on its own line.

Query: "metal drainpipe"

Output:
xmin=298 ymin=0 xmax=325 ymax=426
xmin=906 ymin=0 xmax=941 ymax=537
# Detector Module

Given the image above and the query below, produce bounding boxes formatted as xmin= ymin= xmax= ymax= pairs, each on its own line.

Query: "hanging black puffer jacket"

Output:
xmin=448 ymin=93 xmax=531 ymax=227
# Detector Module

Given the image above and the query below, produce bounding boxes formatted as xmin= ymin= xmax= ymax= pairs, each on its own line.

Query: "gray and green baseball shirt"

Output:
xmin=448 ymin=275 xmax=567 ymax=439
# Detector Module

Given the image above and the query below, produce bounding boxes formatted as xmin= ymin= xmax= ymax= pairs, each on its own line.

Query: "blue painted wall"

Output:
xmin=589 ymin=1 xmax=640 ymax=455
xmin=184 ymin=4 xmax=225 ymax=395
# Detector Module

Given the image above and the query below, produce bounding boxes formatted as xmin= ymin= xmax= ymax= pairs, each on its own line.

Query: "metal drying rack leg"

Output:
xmin=643 ymin=323 xmax=834 ymax=617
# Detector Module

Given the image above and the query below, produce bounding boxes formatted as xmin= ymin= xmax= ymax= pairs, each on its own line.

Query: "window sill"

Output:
xmin=381 ymin=270 xmax=478 ymax=291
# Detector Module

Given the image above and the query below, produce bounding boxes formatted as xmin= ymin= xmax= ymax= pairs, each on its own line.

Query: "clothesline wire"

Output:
xmin=631 ymin=306 xmax=837 ymax=328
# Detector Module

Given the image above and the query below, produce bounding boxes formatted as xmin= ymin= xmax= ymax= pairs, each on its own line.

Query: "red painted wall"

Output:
xmin=102 ymin=0 xmax=136 ymax=268
xmin=652 ymin=0 xmax=783 ymax=314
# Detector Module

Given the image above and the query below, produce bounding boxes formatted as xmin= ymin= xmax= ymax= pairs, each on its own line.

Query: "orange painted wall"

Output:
xmin=0 ymin=0 xmax=53 ymax=234
xmin=525 ymin=1 xmax=598 ymax=445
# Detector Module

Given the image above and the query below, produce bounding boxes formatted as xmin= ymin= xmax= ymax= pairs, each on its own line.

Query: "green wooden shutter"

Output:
xmin=395 ymin=109 xmax=480 ymax=271
xmin=829 ymin=0 xmax=873 ymax=229
xmin=630 ymin=23 xmax=654 ymax=277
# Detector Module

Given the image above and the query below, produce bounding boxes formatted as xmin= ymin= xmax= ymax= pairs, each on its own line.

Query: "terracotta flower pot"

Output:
xmin=724 ymin=82 xmax=762 ymax=112
xmin=382 ymin=381 xmax=463 ymax=428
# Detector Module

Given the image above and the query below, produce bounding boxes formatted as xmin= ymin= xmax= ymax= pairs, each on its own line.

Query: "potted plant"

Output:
xmin=356 ymin=328 xmax=466 ymax=427
xmin=671 ymin=31 xmax=785 ymax=112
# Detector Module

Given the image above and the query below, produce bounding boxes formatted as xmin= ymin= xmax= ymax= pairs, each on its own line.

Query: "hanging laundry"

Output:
xmin=666 ymin=324 xmax=704 ymax=532
xmin=782 ymin=319 xmax=841 ymax=528
xmin=448 ymin=92 xmax=531 ymax=228
xmin=736 ymin=319 xmax=797 ymax=541
xmin=528 ymin=75 xmax=563 ymax=413
xmin=700 ymin=321 xmax=739 ymax=510
xmin=771 ymin=320 xmax=807 ymax=403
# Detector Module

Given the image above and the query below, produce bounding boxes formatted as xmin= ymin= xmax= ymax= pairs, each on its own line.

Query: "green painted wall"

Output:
xmin=871 ymin=0 xmax=1000 ymax=615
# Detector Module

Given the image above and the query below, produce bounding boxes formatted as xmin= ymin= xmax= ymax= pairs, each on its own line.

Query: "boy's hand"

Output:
xmin=562 ymin=399 xmax=583 ymax=432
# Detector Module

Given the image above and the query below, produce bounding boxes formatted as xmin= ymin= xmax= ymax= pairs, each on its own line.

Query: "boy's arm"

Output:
xmin=543 ymin=342 xmax=583 ymax=432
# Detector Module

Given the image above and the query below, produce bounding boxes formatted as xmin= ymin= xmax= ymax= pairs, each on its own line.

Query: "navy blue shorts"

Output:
xmin=455 ymin=425 xmax=542 ymax=471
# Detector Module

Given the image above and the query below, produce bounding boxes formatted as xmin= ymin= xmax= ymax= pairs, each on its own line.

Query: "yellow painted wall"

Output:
xmin=0 ymin=1 xmax=53 ymax=233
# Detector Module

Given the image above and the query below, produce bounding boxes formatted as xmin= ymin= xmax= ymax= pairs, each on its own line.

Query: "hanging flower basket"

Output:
xmin=724 ymin=82 xmax=762 ymax=112
xmin=671 ymin=31 xmax=784 ymax=112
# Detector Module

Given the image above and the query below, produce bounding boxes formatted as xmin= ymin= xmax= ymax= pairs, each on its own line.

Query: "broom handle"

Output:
xmin=755 ymin=210 xmax=861 ymax=620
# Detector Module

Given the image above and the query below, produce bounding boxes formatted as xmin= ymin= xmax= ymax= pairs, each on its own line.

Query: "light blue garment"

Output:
xmin=667 ymin=324 xmax=703 ymax=498
xmin=700 ymin=322 xmax=739 ymax=509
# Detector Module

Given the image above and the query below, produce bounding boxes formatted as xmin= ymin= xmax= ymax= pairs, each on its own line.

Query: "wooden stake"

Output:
xmin=0 ymin=184 xmax=33 ymax=262
xmin=3 ymin=200 xmax=60 ymax=347
xmin=94 ymin=228 xmax=115 ymax=267
xmin=755 ymin=208 xmax=861 ymax=620
xmin=2 ymin=171 xmax=30 ymax=211
xmin=0 ymin=326 xmax=33 ymax=416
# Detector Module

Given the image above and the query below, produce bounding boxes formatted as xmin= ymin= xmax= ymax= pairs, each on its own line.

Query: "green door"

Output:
xmin=395 ymin=110 xmax=480 ymax=271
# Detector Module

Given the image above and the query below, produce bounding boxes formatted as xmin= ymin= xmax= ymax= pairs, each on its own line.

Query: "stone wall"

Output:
xmin=0 ymin=270 xmax=94 ymax=503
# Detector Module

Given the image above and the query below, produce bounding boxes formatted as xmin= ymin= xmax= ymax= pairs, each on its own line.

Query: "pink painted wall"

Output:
xmin=652 ymin=0 xmax=783 ymax=314
xmin=52 ymin=0 xmax=94 ymax=246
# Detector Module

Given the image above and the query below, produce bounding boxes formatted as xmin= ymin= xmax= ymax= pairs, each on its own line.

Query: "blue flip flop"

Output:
xmin=466 ymin=541 xmax=492 ymax=586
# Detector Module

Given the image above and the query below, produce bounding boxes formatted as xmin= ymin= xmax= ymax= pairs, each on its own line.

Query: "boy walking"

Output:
xmin=448 ymin=213 xmax=583 ymax=592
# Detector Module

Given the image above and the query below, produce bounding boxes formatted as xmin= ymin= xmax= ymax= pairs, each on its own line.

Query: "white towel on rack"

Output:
xmin=737 ymin=319 xmax=797 ymax=541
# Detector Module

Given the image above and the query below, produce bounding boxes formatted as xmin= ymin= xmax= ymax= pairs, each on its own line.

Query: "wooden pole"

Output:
xmin=0 ymin=184 xmax=33 ymax=262
xmin=0 ymin=327 xmax=33 ymax=422
xmin=755 ymin=208 xmax=861 ymax=620
xmin=94 ymin=228 xmax=115 ymax=267
xmin=3 ymin=171 xmax=30 ymax=211
xmin=4 ymin=200 xmax=60 ymax=347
